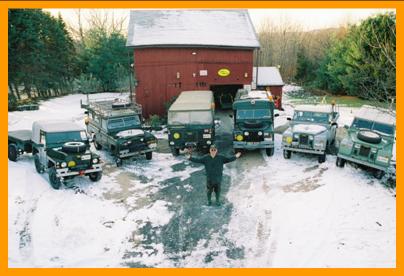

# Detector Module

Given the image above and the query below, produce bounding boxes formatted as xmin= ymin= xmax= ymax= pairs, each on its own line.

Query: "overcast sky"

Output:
xmin=46 ymin=8 xmax=394 ymax=32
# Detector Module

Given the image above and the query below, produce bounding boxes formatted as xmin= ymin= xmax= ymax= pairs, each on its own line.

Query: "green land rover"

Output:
xmin=336 ymin=105 xmax=395 ymax=179
xmin=232 ymin=89 xmax=276 ymax=156
xmin=167 ymin=90 xmax=215 ymax=156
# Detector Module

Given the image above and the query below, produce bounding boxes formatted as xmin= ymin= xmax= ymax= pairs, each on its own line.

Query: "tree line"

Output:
xmin=258 ymin=12 xmax=396 ymax=105
xmin=8 ymin=9 xmax=132 ymax=110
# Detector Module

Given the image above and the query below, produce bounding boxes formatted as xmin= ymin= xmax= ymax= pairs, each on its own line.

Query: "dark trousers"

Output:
xmin=207 ymin=180 xmax=221 ymax=203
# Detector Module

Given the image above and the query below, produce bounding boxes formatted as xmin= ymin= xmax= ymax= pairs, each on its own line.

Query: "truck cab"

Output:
xmin=282 ymin=104 xmax=339 ymax=163
xmin=31 ymin=120 xmax=102 ymax=189
xmin=232 ymin=89 xmax=276 ymax=156
xmin=167 ymin=90 xmax=215 ymax=156
xmin=336 ymin=105 xmax=395 ymax=179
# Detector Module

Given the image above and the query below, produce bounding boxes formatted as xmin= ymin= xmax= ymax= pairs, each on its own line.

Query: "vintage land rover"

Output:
xmin=232 ymin=89 xmax=276 ymax=156
xmin=282 ymin=104 xmax=339 ymax=163
xmin=8 ymin=120 xmax=103 ymax=189
xmin=81 ymin=98 xmax=157 ymax=166
xmin=167 ymin=90 xmax=215 ymax=156
xmin=336 ymin=105 xmax=395 ymax=179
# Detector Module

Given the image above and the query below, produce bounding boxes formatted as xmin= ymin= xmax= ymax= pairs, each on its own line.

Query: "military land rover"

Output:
xmin=336 ymin=105 xmax=395 ymax=179
xmin=282 ymin=104 xmax=339 ymax=163
xmin=232 ymin=89 xmax=276 ymax=156
xmin=81 ymin=98 xmax=157 ymax=166
xmin=167 ymin=90 xmax=215 ymax=156
xmin=8 ymin=120 xmax=103 ymax=189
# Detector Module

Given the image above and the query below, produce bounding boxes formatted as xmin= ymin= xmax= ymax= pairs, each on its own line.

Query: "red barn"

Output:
xmin=126 ymin=10 xmax=260 ymax=117
xmin=253 ymin=67 xmax=285 ymax=110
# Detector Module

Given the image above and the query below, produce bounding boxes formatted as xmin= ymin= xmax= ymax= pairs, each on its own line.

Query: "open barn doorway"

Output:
xmin=210 ymin=84 xmax=243 ymax=110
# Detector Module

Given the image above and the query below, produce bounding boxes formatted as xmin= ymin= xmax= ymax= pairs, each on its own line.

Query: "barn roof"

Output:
xmin=253 ymin=67 xmax=284 ymax=86
xmin=126 ymin=10 xmax=260 ymax=49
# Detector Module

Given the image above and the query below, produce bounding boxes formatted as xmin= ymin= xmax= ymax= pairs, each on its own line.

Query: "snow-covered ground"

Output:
xmin=8 ymin=91 xmax=396 ymax=267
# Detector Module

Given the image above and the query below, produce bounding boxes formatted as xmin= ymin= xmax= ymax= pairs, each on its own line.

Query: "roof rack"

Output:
xmin=80 ymin=97 xmax=142 ymax=118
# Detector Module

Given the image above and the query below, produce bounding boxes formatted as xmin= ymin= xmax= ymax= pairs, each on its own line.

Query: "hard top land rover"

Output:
xmin=167 ymin=90 xmax=215 ymax=156
xmin=232 ymin=89 xmax=276 ymax=156
xmin=81 ymin=98 xmax=157 ymax=166
xmin=336 ymin=105 xmax=395 ymax=179
xmin=282 ymin=104 xmax=339 ymax=163
xmin=30 ymin=120 xmax=102 ymax=189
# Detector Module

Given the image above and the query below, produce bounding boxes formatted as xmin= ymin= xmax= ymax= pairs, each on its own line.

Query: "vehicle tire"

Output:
xmin=115 ymin=158 xmax=122 ymax=167
xmin=266 ymin=147 xmax=274 ymax=157
xmin=145 ymin=151 xmax=153 ymax=160
xmin=62 ymin=142 xmax=87 ymax=153
xmin=171 ymin=148 xmax=180 ymax=157
xmin=34 ymin=154 xmax=44 ymax=173
xmin=318 ymin=154 xmax=326 ymax=163
xmin=89 ymin=171 xmax=102 ymax=182
xmin=8 ymin=144 xmax=18 ymax=162
xmin=48 ymin=167 xmax=61 ymax=190
xmin=357 ymin=130 xmax=382 ymax=144
xmin=336 ymin=157 xmax=346 ymax=168
xmin=373 ymin=169 xmax=385 ymax=180
xmin=283 ymin=150 xmax=291 ymax=159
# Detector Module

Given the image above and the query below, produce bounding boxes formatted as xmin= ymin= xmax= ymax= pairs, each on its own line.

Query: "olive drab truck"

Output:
xmin=232 ymin=89 xmax=277 ymax=156
xmin=336 ymin=105 xmax=396 ymax=179
xmin=81 ymin=98 xmax=157 ymax=166
xmin=167 ymin=90 xmax=216 ymax=156
xmin=8 ymin=120 xmax=103 ymax=189
xmin=282 ymin=104 xmax=339 ymax=163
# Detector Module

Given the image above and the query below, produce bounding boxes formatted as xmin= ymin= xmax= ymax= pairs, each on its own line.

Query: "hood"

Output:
xmin=292 ymin=124 xmax=327 ymax=135
xmin=116 ymin=129 xmax=144 ymax=138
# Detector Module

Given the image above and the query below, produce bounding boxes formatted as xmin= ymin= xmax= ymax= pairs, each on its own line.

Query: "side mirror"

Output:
xmin=274 ymin=113 xmax=280 ymax=117
xmin=84 ymin=111 xmax=89 ymax=115
xmin=286 ymin=117 xmax=291 ymax=121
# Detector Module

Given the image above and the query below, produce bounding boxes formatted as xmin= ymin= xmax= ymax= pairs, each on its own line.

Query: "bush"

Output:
xmin=8 ymin=93 xmax=17 ymax=111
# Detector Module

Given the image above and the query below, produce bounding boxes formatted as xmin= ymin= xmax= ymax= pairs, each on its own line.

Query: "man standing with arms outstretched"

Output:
xmin=187 ymin=145 xmax=241 ymax=206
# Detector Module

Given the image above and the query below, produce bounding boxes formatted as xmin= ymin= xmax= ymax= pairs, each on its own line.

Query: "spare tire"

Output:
xmin=62 ymin=141 xmax=87 ymax=153
xmin=357 ymin=130 xmax=382 ymax=144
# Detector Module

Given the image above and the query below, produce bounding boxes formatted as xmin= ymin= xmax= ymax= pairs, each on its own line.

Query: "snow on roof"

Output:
xmin=253 ymin=67 xmax=284 ymax=86
xmin=33 ymin=120 xmax=84 ymax=133
xmin=240 ymin=90 xmax=271 ymax=100
xmin=295 ymin=104 xmax=333 ymax=113
xmin=355 ymin=105 xmax=395 ymax=125
xmin=169 ymin=90 xmax=214 ymax=111
xmin=293 ymin=124 xmax=327 ymax=135
xmin=126 ymin=10 xmax=260 ymax=49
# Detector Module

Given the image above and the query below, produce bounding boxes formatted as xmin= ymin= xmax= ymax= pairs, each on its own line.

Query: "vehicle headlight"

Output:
xmin=60 ymin=162 xmax=67 ymax=168
xmin=258 ymin=131 xmax=263 ymax=136
xmin=173 ymin=132 xmax=180 ymax=139
xmin=293 ymin=133 xmax=299 ymax=139
xmin=236 ymin=135 xmax=244 ymax=141
xmin=92 ymin=158 xmax=99 ymax=164
xmin=169 ymin=141 xmax=175 ymax=145
xmin=283 ymin=136 xmax=292 ymax=144
xmin=206 ymin=140 xmax=212 ymax=145
xmin=309 ymin=135 xmax=314 ymax=140
xmin=244 ymin=131 xmax=249 ymax=136
xmin=67 ymin=161 xmax=76 ymax=167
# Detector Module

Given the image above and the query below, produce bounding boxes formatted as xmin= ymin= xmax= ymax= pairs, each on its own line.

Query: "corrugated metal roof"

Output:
xmin=169 ymin=90 xmax=214 ymax=111
xmin=253 ymin=67 xmax=284 ymax=86
xmin=126 ymin=10 xmax=260 ymax=49
xmin=355 ymin=105 xmax=395 ymax=125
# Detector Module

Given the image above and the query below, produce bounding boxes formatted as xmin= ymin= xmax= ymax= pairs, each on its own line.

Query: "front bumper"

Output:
xmin=337 ymin=153 xmax=389 ymax=171
xmin=282 ymin=144 xmax=325 ymax=155
xmin=233 ymin=140 xmax=274 ymax=149
xmin=56 ymin=164 xmax=102 ymax=178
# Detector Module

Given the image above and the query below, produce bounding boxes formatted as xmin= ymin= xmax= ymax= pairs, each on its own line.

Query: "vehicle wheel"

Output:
xmin=89 ymin=171 xmax=102 ymax=182
xmin=266 ymin=147 xmax=274 ymax=157
xmin=318 ymin=154 xmax=326 ymax=163
xmin=145 ymin=151 xmax=153 ymax=160
xmin=62 ymin=141 xmax=87 ymax=153
xmin=336 ymin=157 xmax=345 ymax=168
xmin=357 ymin=130 xmax=382 ymax=144
xmin=171 ymin=148 xmax=180 ymax=157
xmin=373 ymin=169 xmax=385 ymax=180
xmin=34 ymin=154 xmax=44 ymax=173
xmin=8 ymin=144 xmax=18 ymax=162
xmin=115 ymin=158 xmax=122 ymax=167
xmin=48 ymin=167 xmax=62 ymax=190
xmin=283 ymin=150 xmax=291 ymax=159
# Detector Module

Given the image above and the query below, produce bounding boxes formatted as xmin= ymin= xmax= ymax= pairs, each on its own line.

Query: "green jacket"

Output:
xmin=189 ymin=154 xmax=236 ymax=183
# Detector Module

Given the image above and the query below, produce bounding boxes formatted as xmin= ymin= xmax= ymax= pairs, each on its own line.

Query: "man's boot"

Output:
xmin=207 ymin=192 xmax=212 ymax=206
xmin=215 ymin=191 xmax=221 ymax=206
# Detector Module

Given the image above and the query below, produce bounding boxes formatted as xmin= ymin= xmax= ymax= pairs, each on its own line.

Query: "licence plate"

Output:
xmin=81 ymin=155 xmax=91 ymax=160
xmin=203 ymin=134 xmax=211 ymax=139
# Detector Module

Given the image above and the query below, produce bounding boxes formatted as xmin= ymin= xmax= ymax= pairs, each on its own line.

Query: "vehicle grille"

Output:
xmin=245 ymin=131 xmax=263 ymax=142
xmin=359 ymin=146 xmax=371 ymax=157
xmin=299 ymin=134 xmax=309 ymax=145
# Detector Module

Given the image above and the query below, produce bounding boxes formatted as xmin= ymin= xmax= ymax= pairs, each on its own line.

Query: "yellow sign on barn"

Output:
xmin=218 ymin=68 xmax=230 ymax=77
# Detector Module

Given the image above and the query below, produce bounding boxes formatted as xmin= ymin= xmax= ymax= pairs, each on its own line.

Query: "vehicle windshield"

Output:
xmin=46 ymin=131 xmax=87 ymax=144
xmin=108 ymin=116 xmax=141 ymax=130
xmin=293 ymin=111 xmax=330 ymax=124
xmin=351 ymin=118 xmax=395 ymax=135
xmin=168 ymin=111 xmax=213 ymax=125
xmin=236 ymin=109 xmax=271 ymax=120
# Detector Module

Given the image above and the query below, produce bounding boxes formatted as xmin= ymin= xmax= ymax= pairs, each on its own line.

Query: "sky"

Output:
xmin=46 ymin=8 xmax=394 ymax=33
